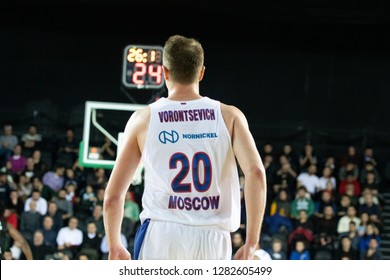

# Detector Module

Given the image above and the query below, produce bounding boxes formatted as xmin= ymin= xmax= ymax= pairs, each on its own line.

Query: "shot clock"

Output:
xmin=122 ymin=45 xmax=164 ymax=89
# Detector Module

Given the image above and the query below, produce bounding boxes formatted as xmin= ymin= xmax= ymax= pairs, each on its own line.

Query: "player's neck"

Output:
xmin=167 ymin=83 xmax=202 ymax=101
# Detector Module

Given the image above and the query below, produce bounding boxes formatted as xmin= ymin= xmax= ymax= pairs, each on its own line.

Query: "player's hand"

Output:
xmin=234 ymin=243 xmax=257 ymax=260
xmin=108 ymin=245 xmax=132 ymax=260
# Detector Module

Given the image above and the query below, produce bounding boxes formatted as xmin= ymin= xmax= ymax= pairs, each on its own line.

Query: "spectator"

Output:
xmin=360 ymin=161 xmax=381 ymax=186
xmin=311 ymin=232 xmax=334 ymax=259
xmin=362 ymin=147 xmax=377 ymax=167
xmin=24 ymin=190 xmax=48 ymax=216
xmin=339 ymin=145 xmax=360 ymax=167
xmin=359 ymin=223 xmax=380 ymax=253
xmin=78 ymin=184 xmax=96 ymax=217
xmin=273 ymin=157 xmax=297 ymax=197
xmin=84 ymin=204 xmax=104 ymax=238
xmin=44 ymin=201 xmax=64 ymax=233
xmin=291 ymin=186 xmax=315 ymax=219
xmin=281 ymin=144 xmax=299 ymax=171
xmin=361 ymin=171 xmax=383 ymax=205
xmin=30 ymin=230 xmax=55 ymax=260
xmin=344 ymin=183 xmax=359 ymax=206
xmin=267 ymin=238 xmax=287 ymax=260
xmin=297 ymin=164 xmax=320 ymax=197
xmin=56 ymin=216 xmax=83 ymax=259
xmin=313 ymin=190 xmax=337 ymax=219
xmin=19 ymin=200 xmax=42 ymax=242
xmin=361 ymin=238 xmax=382 ymax=260
xmin=95 ymin=187 xmax=105 ymax=207
xmin=339 ymin=161 xmax=359 ymax=181
xmin=31 ymin=150 xmax=47 ymax=177
xmin=314 ymin=205 xmax=338 ymax=239
xmin=288 ymin=226 xmax=314 ymax=251
xmin=0 ymin=124 xmax=18 ymax=166
xmin=64 ymin=182 xmax=77 ymax=206
xmin=298 ymin=143 xmax=318 ymax=171
xmin=6 ymin=190 xmax=24 ymax=217
xmin=339 ymin=171 xmax=361 ymax=197
xmin=357 ymin=212 xmax=370 ymax=237
xmin=80 ymin=221 xmax=102 ymax=260
xmin=63 ymin=168 xmax=79 ymax=189
xmin=264 ymin=190 xmax=293 ymax=236
xmin=312 ymin=206 xmax=337 ymax=259
xmin=317 ymin=166 xmax=337 ymax=194
xmin=21 ymin=124 xmax=42 ymax=157
xmin=269 ymin=189 xmax=291 ymax=218
xmin=289 ymin=240 xmax=310 ymax=260
xmin=323 ymin=156 xmax=336 ymax=173
xmin=357 ymin=188 xmax=380 ymax=207
xmin=339 ymin=221 xmax=360 ymax=252
xmin=16 ymin=173 xmax=33 ymax=202
xmin=336 ymin=195 xmax=352 ymax=219
xmin=335 ymin=236 xmax=359 ymax=260
xmin=358 ymin=190 xmax=382 ymax=219
xmin=52 ymin=189 xmax=73 ymax=223
xmin=42 ymin=165 xmax=65 ymax=192
xmin=71 ymin=161 xmax=87 ymax=188
xmin=86 ymin=168 xmax=108 ymax=190
xmin=231 ymin=231 xmax=245 ymax=258
xmin=294 ymin=210 xmax=314 ymax=232
xmin=23 ymin=157 xmax=36 ymax=180
xmin=40 ymin=215 xmax=58 ymax=249
xmin=368 ymin=213 xmax=383 ymax=234
xmin=57 ymin=128 xmax=79 ymax=167
xmin=31 ymin=176 xmax=56 ymax=202
xmin=9 ymin=145 xmax=27 ymax=175
xmin=261 ymin=142 xmax=274 ymax=158
xmin=337 ymin=206 xmax=361 ymax=234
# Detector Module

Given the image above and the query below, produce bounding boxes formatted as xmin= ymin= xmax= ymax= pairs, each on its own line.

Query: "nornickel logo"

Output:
xmin=158 ymin=130 xmax=179 ymax=144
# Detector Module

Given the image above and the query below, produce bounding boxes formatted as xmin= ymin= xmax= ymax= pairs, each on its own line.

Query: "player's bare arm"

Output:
xmin=221 ymin=104 xmax=267 ymax=260
xmin=103 ymin=106 xmax=150 ymax=260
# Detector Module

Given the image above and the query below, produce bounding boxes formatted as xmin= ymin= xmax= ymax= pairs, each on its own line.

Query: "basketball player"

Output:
xmin=103 ymin=35 xmax=267 ymax=260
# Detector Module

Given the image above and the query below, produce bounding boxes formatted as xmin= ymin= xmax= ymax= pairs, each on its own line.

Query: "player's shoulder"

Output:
xmin=220 ymin=102 xmax=245 ymax=119
xmin=133 ymin=105 xmax=150 ymax=118
xmin=125 ymin=106 xmax=150 ymax=130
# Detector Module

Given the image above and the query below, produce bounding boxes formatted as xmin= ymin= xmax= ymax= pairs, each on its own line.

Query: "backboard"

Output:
xmin=79 ymin=101 xmax=147 ymax=169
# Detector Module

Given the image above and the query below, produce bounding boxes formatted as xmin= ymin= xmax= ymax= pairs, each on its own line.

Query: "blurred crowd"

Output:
xmin=233 ymin=142 xmax=386 ymax=260
xmin=0 ymin=123 xmax=388 ymax=260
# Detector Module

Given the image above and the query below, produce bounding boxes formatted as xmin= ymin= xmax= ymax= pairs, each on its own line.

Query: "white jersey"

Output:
xmin=140 ymin=97 xmax=240 ymax=232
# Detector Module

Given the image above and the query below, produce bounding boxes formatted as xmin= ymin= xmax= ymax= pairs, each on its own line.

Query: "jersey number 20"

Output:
xmin=169 ymin=152 xmax=212 ymax=193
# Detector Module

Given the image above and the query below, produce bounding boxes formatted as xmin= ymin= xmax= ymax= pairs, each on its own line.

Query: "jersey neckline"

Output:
xmin=161 ymin=96 xmax=207 ymax=104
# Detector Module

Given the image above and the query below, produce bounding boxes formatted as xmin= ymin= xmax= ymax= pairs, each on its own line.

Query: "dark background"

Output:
xmin=1 ymin=0 xmax=390 ymax=168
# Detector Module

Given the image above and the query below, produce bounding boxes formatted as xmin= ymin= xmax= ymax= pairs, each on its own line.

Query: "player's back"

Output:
xmin=140 ymin=96 xmax=240 ymax=232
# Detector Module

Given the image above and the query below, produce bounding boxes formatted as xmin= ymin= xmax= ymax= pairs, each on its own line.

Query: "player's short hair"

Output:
xmin=163 ymin=35 xmax=204 ymax=84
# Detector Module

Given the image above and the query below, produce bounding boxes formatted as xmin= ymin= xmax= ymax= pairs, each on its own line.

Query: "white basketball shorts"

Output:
xmin=134 ymin=219 xmax=232 ymax=260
